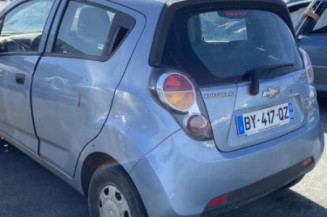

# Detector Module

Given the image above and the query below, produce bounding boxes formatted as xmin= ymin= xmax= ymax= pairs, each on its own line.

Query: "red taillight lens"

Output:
xmin=300 ymin=48 xmax=314 ymax=84
xmin=186 ymin=114 xmax=208 ymax=136
xmin=158 ymin=73 xmax=195 ymax=112
xmin=163 ymin=74 xmax=193 ymax=92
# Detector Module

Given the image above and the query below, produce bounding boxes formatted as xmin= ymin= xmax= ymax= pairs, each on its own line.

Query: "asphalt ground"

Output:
xmin=0 ymin=101 xmax=326 ymax=217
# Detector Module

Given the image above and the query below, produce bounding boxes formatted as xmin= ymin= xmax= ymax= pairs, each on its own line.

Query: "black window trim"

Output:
xmin=43 ymin=0 xmax=136 ymax=62
xmin=0 ymin=0 xmax=59 ymax=57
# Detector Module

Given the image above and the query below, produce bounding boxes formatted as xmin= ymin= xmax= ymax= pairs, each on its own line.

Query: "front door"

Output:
xmin=0 ymin=0 xmax=58 ymax=153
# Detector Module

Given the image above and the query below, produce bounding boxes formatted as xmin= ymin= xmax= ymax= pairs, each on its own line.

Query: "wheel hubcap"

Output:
xmin=99 ymin=185 xmax=131 ymax=217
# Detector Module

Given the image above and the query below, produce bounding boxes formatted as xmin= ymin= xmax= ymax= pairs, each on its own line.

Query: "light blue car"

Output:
xmin=0 ymin=0 xmax=323 ymax=217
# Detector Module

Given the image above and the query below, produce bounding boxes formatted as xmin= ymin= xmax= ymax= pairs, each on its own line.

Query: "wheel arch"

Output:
xmin=81 ymin=152 xmax=121 ymax=196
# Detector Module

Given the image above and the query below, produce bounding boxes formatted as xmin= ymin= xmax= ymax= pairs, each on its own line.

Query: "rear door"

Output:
xmin=32 ymin=0 xmax=144 ymax=177
xmin=0 ymin=0 xmax=58 ymax=153
xmin=296 ymin=1 xmax=327 ymax=93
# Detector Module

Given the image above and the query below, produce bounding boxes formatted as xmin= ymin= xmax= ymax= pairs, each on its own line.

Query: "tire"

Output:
xmin=88 ymin=166 xmax=148 ymax=217
xmin=282 ymin=175 xmax=305 ymax=189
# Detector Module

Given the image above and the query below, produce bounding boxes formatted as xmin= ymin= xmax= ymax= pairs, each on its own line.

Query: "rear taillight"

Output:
xmin=155 ymin=72 xmax=212 ymax=139
xmin=158 ymin=73 xmax=195 ymax=112
xmin=300 ymin=48 xmax=314 ymax=84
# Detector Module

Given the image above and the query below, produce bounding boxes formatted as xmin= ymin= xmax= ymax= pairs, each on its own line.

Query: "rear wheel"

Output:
xmin=88 ymin=166 xmax=147 ymax=217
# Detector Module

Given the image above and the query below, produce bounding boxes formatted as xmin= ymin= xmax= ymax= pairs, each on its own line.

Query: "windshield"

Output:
xmin=160 ymin=9 xmax=303 ymax=86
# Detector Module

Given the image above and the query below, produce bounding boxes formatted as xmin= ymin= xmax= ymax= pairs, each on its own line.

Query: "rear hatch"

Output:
xmin=150 ymin=0 xmax=310 ymax=152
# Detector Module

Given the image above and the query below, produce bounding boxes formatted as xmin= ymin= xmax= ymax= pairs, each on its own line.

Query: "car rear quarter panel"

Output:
xmin=73 ymin=2 xmax=181 ymax=193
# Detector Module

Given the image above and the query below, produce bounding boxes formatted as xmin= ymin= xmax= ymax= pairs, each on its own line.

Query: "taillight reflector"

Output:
xmin=207 ymin=194 xmax=229 ymax=208
xmin=302 ymin=158 xmax=313 ymax=167
xmin=186 ymin=114 xmax=208 ymax=136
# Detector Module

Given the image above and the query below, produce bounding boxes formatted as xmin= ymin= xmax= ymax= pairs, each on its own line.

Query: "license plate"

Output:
xmin=236 ymin=102 xmax=294 ymax=136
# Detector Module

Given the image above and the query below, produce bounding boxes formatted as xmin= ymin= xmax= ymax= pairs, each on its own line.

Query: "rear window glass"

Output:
xmin=160 ymin=10 xmax=303 ymax=86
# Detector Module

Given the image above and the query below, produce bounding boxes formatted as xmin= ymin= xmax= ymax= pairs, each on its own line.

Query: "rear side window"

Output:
xmin=53 ymin=2 xmax=115 ymax=57
xmin=161 ymin=10 xmax=303 ymax=86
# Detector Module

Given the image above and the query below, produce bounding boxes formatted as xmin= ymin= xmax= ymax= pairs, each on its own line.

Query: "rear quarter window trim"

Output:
xmin=45 ymin=0 xmax=136 ymax=62
xmin=149 ymin=0 xmax=296 ymax=67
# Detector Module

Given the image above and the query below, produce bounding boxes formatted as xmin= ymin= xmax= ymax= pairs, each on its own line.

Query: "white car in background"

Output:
xmin=284 ymin=0 xmax=312 ymax=3
xmin=0 ymin=0 xmax=10 ymax=11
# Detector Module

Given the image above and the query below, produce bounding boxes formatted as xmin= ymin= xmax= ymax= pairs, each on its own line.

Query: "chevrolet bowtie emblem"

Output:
xmin=263 ymin=87 xmax=280 ymax=98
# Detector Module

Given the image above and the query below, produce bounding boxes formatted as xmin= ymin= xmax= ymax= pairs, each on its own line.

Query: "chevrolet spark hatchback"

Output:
xmin=0 ymin=0 xmax=323 ymax=217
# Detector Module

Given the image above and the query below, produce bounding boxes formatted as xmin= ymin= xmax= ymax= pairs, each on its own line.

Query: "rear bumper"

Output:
xmin=130 ymin=109 xmax=324 ymax=217
xmin=202 ymin=158 xmax=314 ymax=216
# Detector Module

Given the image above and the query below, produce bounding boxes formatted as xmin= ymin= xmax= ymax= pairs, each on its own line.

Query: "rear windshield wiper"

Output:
xmin=247 ymin=63 xmax=294 ymax=96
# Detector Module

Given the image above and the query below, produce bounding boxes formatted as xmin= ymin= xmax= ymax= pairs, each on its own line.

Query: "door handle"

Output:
xmin=15 ymin=73 xmax=25 ymax=85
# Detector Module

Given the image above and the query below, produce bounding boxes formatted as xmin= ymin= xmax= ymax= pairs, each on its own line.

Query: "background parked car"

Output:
xmin=289 ymin=0 xmax=327 ymax=97
xmin=288 ymin=0 xmax=312 ymax=25
xmin=0 ymin=0 xmax=10 ymax=11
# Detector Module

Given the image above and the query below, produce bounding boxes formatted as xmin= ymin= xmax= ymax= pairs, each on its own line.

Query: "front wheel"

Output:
xmin=88 ymin=166 xmax=147 ymax=217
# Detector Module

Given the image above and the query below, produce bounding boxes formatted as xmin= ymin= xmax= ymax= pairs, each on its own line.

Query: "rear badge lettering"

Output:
xmin=203 ymin=91 xmax=235 ymax=99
